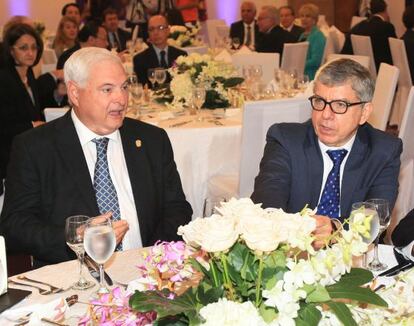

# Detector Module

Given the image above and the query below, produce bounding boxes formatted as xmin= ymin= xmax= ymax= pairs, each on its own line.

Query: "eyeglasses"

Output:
xmin=13 ymin=44 xmax=39 ymax=52
xmin=308 ymin=95 xmax=367 ymax=114
xmin=148 ymin=25 xmax=168 ymax=33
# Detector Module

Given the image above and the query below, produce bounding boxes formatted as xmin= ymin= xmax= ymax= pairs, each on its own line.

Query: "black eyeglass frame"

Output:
xmin=308 ymin=95 xmax=367 ymax=114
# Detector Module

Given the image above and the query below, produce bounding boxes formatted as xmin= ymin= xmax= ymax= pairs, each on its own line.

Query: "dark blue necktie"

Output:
xmin=316 ymin=149 xmax=348 ymax=219
xmin=92 ymin=137 xmax=122 ymax=250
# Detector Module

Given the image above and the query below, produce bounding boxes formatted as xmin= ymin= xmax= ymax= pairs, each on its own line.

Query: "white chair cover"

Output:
xmin=389 ymin=37 xmax=413 ymax=126
xmin=326 ymin=53 xmax=371 ymax=70
xmin=41 ymin=49 xmax=57 ymax=74
xmin=205 ymin=19 xmax=226 ymax=48
xmin=351 ymin=34 xmax=377 ymax=78
xmin=44 ymin=107 xmax=69 ymax=122
xmin=321 ymin=30 xmax=336 ymax=63
xmin=281 ymin=42 xmax=309 ymax=75
xmin=232 ymin=52 xmax=279 ymax=85
xmin=369 ymin=63 xmax=399 ymax=131
xmin=350 ymin=16 xmax=367 ymax=29
xmin=180 ymin=46 xmax=208 ymax=55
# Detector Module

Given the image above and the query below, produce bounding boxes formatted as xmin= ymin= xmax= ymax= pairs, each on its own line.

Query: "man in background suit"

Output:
xmin=392 ymin=209 xmax=414 ymax=259
xmin=401 ymin=5 xmax=414 ymax=83
xmin=279 ymin=5 xmax=304 ymax=41
xmin=229 ymin=1 xmax=261 ymax=50
xmin=0 ymin=47 xmax=192 ymax=267
xmin=341 ymin=0 xmax=396 ymax=71
xmin=133 ymin=15 xmax=186 ymax=86
xmin=103 ymin=7 xmax=131 ymax=52
xmin=255 ymin=5 xmax=296 ymax=57
xmin=252 ymin=59 xmax=401 ymax=221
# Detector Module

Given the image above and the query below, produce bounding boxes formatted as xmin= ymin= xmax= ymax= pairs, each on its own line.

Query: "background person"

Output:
xmin=279 ymin=5 xmax=304 ymax=41
xmin=229 ymin=1 xmax=261 ymax=50
xmin=53 ymin=16 xmax=80 ymax=59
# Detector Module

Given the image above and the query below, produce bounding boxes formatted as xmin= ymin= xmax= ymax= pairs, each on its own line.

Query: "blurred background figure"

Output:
xmin=102 ymin=7 xmax=131 ymax=52
xmin=53 ymin=16 xmax=79 ymax=58
xmin=279 ymin=5 xmax=304 ymax=41
xmin=401 ymin=5 xmax=414 ymax=82
xmin=61 ymin=2 xmax=82 ymax=26
xmin=230 ymin=1 xmax=261 ymax=50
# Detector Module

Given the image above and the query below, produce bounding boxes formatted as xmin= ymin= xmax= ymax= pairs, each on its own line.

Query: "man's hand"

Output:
xmin=312 ymin=214 xmax=333 ymax=249
xmin=92 ymin=212 xmax=129 ymax=245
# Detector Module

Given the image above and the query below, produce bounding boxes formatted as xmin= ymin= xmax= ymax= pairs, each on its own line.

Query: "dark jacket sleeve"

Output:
xmin=392 ymin=209 xmax=414 ymax=247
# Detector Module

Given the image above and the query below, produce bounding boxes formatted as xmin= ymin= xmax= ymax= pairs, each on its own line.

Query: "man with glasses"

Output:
xmin=252 ymin=59 xmax=401 ymax=223
xmin=133 ymin=15 xmax=186 ymax=87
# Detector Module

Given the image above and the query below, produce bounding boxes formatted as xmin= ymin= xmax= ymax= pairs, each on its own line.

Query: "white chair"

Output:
xmin=41 ymin=49 xmax=57 ymax=74
xmin=369 ymin=63 xmax=399 ymax=131
xmin=350 ymin=16 xmax=367 ymax=29
xmin=281 ymin=42 xmax=309 ymax=75
xmin=216 ymin=25 xmax=230 ymax=38
xmin=321 ymin=30 xmax=336 ymax=63
xmin=205 ymin=19 xmax=226 ymax=48
xmin=326 ymin=53 xmax=371 ymax=70
xmin=232 ymin=52 xmax=279 ymax=85
xmin=389 ymin=37 xmax=413 ymax=127
xmin=44 ymin=107 xmax=69 ymax=122
xmin=351 ymin=34 xmax=377 ymax=78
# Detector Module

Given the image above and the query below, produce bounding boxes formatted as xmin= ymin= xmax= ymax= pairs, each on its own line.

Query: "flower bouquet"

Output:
xmin=168 ymin=23 xmax=203 ymax=48
xmin=154 ymin=52 xmax=243 ymax=109
xmin=120 ymin=198 xmax=402 ymax=326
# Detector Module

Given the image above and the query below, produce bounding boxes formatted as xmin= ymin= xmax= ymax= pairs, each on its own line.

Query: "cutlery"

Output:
xmin=378 ymin=261 xmax=414 ymax=277
xmin=8 ymin=280 xmax=52 ymax=295
xmin=168 ymin=120 xmax=192 ymax=128
xmin=84 ymin=255 xmax=113 ymax=286
xmin=17 ymin=276 xmax=67 ymax=294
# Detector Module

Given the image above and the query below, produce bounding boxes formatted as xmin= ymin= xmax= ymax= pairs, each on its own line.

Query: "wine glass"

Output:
xmin=65 ymin=215 xmax=94 ymax=290
xmin=192 ymin=86 xmax=206 ymax=122
xmin=232 ymin=37 xmax=241 ymax=50
xmin=147 ymin=68 xmax=156 ymax=89
xmin=249 ymin=65 xmax=263 ymax=82
xmin=154 ymin=68 xmax=167 ymax=87
xmin=367 ymin=198 xmax=390 ymax=271
xmin=84 ymin=216 xmax=116 ymax=294
xmin=203 ymin=197 xmax=226 ymax=217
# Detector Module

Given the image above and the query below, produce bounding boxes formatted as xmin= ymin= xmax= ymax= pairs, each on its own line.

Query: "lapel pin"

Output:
xmin=135 ymin=139 xmax=142 ymax=148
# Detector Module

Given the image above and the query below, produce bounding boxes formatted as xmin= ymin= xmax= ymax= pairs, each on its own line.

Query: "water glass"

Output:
xmin=232 ymin=37 xmax=241 ymax=49
xmin=203 ymin=197 xmax=226 ymax=217
xmin=147 ymin=68 xmax=156 ymax=88
xmin=192 ymin=86 xmax=206 ymax=122
xmin=154 ymin=68 xmax=167 ymax=86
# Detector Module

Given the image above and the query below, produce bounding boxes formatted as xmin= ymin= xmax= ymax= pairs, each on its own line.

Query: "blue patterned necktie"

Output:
xmin=92 ymin=137 xmax=122 ymax=250
xmin=316 ymin=149 xmax=348 ymax=219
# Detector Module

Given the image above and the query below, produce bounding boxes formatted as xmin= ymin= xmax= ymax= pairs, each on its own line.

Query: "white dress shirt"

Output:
xmin=243 ymin=22 xmax=256 ymax=48
xmin=71 ymin=110 xmax=142 ymax=249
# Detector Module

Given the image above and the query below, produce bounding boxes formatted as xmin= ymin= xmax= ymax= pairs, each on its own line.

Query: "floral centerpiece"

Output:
xmin=168 ymin=23 xmax=203 ymax=48
xmin=155 ymin=52 xmax=243 ymax=109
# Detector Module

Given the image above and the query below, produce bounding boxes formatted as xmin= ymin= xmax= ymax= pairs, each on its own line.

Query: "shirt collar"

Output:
xmin=71 ymin=109 xmax=120 ymax=146
xmin=318 ymin=133 xmax=356 ymax=154
xmin=280 ymin=23 xmax=293 ymax=32
xmin=153 ymin=45 xmax=168 ymax=56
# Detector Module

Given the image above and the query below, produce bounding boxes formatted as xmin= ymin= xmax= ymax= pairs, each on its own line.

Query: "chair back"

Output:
xmin=322 ymin=30 xmax=336 ymax=63
xmin=369 ymin=63 xmax=399 ymax=131
xmin=44 ymin=107 xmax=69 ymax=122
xmin=205 ymin=19 xmax=227 ymax=48
xmin=398 ymin=87 xmax=414 ymax=163
xmin=326 ymin=53 xmax=371 ymax=70
xmin=232 ymin=52 xmax=279 ymax=85
xmin=350 ymin=34 xmax=377 ymax=78
xmin=350 ymin=16 xmax=367 ymax=29
xmin=239 ymin=97 xmax=311 ymax=197
xmin=41 ymin=49 xmax=57 ymax=74
xmin=281 ymin=42 xmax=309 ymax=75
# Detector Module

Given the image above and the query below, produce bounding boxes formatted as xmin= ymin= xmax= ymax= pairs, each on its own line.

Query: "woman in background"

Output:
xmin=53 ymin=16 xmax=79 ymax=59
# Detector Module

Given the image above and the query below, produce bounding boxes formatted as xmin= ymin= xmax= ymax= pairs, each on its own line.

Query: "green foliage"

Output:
xmin=296 ymin=303 xmax=322 ymax=326
xmin=326 ymin=301 xmax=357 ymax=326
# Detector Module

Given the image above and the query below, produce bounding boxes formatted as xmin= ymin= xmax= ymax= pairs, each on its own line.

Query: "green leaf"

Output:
xmin=189 ymin=257 xmax=213 ymax=284
xmin=259 ymin=303 xmax=278 ymax=323
xmin=262 ymin=268 xmax=285 ymax=290
xmin=240 ymin=250 xmax=258 ymax=281
xmin=335 ymin=268 xmax=374 ymax=287
xmin=227 ymin=242 xmax=248 ymax=272
xmin=263 ymin=249 xmax=287 ymax=269
xmin=326 ymin=285 xmax=388 ymax=307
xmin=306 ymin=285 xmax=330 ymax=303
xmin=154 ymin=315 xmax=189 ymax=326
xmin=196 ymin=283 xmax=224 ymax=306
xmin=223 ymin=77 xmax=244 ymax=88
xmin=325 ymin=301 xmax=357 ymax=326
xmin=296 ymin=303 xmax=322 ymax=326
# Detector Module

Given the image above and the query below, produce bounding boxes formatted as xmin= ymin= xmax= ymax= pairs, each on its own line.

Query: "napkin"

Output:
xmin=236 ymin=45 xmax=252 ymax=54
xmin=3 ymin=297 xmax=69 ymax=325
xmin=215 ymin=49 xmax=232 ymax=63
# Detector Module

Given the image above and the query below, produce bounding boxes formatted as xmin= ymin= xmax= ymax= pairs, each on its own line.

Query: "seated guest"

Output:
xmin=252 ymin=59 xmax=402 ymax=221
xmin=0 ymin=47 xmax=192 ymax=267
xmin=0 ymin=24 xmax=60 ymax=184
xmin=133 ymin=15 xmax=187 ymax=87
xmin=61 ymin=2 xmax=82 ymax=26
xmin=52 ymin=16 xmax=79 ymax=59
xmin=229 ymin=1 xmax=261 ymax=50
xmin=392 ymin=209 xmax=414 ymax=259
xmin=298 ymin=4 xmax=326 ymax=80
xmin=102 ymin=7 xmax=131 ymax=52
xmin=256 ymin=5 xmax=296 ymax=57
xmin=174 ymin=0 xmax=199 ymax=25
xmin=57 ymin=20 xmax=108 ymax=69
xmin=125 ymin=0 xmax=151 ymax=41
xmin=401 ymin=5 xmax=414 ymax=83
xmin=341 ymin=0 xmax=396 ymax=71
xmin=279 ymin=5 xmax=304 ymax=41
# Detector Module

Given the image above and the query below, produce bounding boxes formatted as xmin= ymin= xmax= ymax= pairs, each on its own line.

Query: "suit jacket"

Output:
xmin=107 ymin=28 xmax=131 ymax=52
xmin=133 ymin=44 xmax=187 ymax=86
xmin=392 ymin=208 xmax=414 ymax=247
xmin=57 ymin=43 xmax=81 ymax=70
xmin=341 ymin=15 xmax=396 ymax=71
xmin=251 ymin=121 xmax=402 ymax=220
xmin=229 ymin=20 xmax=262 ymax=48
xmin=0 ymin=112 xmax=192 ymax=266
xmin=256 ymin=25 xmax=296 ymax=57
xmin=288 ymin=24 xmax=305 ymax=42
xmin=401 ymin=29 xmax=414 ymax=83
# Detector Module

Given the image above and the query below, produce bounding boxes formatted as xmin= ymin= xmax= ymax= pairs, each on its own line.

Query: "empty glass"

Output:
xmin=232 ymin=37 xmax=241 ymax=49
xmin=147 ymin=68 xmax=156 ymax=88
xmin=154 ymin=68 xmax=167 ymax=87
xmin=192 ymin=86 xmax=206 ymax=122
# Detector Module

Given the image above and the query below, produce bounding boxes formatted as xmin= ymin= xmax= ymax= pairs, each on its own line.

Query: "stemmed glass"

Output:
xmin=65 ymin=215 xmax=94 ymax=290
xmin=147 ymin=68 xmax=156 ymax=89
xmin=193 ymin=86 xmax=206 ymax=122
xmin=84 ymin=216 xmax=116 ymax=294
xmin=367 ymin=198 xmax=390 ymax=271
xmin=232 ymin=37 xmax=241 ymax=50
xmin=154 ymin=68 xmax=167 ymax=88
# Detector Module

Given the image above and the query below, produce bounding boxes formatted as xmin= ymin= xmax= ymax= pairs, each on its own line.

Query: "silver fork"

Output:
xmin=8 ymin=279 xmax=52 ymax=295
xmin=17 ymin=275 xmax=67 ymax=294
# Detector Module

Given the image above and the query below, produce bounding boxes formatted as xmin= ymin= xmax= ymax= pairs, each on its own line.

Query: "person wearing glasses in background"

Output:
xmin=252 ymin=59 xmax=401 ymax=229
xmin=133 ymin=14 xmax=186 ymax=87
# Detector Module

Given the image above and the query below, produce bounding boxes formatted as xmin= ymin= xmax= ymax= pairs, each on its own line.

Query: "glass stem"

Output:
xmin=99 ymin=264 xmax=105 ymax=290
xmin=372 ymin=236 xmax=380 ymax=264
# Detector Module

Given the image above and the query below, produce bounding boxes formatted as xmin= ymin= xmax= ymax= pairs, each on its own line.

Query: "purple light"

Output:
xmin=9 ymin=0 xmax=30 ymax=16
xmin=216 ymin=0 xmax=239 ymax=25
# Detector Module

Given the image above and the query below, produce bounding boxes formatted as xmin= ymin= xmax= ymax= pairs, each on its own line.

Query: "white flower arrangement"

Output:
xmin=168 ymin=23 xmax=203 ymax=48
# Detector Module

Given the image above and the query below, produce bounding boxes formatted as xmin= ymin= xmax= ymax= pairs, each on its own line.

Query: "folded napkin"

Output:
xmin=3 ymin=297 xmax=69 ymax=325
xmin=215 ymin=49 xmax=232 ymax=63
xmin=236 ymin=46 xmax=252 ymax=55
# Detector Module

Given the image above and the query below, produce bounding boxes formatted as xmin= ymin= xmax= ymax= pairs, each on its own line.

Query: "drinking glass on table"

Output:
xmin=203 ymin=196 xmax=226 ymax=217
xmin=154 ymin=68 xmax=167 ymax=88
xmin=367 ymin=198 xmax=390 ymax=271
xmin=232 ymin=37 xmax=241 ymax=49
xmin=147 ymin=68 xmax=156 ymax=88
xmin=65 ymin=215 xmax=94 ymax=290
xmin=84 ymin=216 xmax=116 ymax=294
xmin=192 ymin=86 xmax=206 ymax=122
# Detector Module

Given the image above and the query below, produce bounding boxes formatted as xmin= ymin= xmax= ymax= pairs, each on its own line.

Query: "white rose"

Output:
xmin=177 ymin=215 xmax=239 ymax=252
xmin=216 ymin=198 xmax=264 ymax=223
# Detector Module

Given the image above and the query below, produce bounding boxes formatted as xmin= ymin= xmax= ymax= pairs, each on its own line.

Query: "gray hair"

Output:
xmin=242 ymin=1 xmax=256 ymax=11
xmin=260 ymin=5 xmax=278 ymax=23
xmin=314 ymin=58 xmax=375 ymax=102
xmin=64 ymin=47 xmax=123 ymax=88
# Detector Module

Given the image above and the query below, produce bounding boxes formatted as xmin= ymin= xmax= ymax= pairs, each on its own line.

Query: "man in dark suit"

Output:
xmin=133 ymin=15 xmax=186 ymax=86
xmin=401 ymin=5 xmax=414 ymax=83
xmin=392 ymin=209 xmax=414 ymax=259
xmin=103 ymin=7 xmax=131 ymax=52
xmin=341 ymin=0 xmax=396 ymax=71
xmin=0 ymin=47 xmax=192 ymax=267
xmin=252 ymin=59 xmax=402 ymax=222
xmin=256 ymin=5 xmax=296 ymax=56
xmin=229 ymin=1 xmax=262 ymax=50
xmin=279 ymin=5 xmax=304 ymax=41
